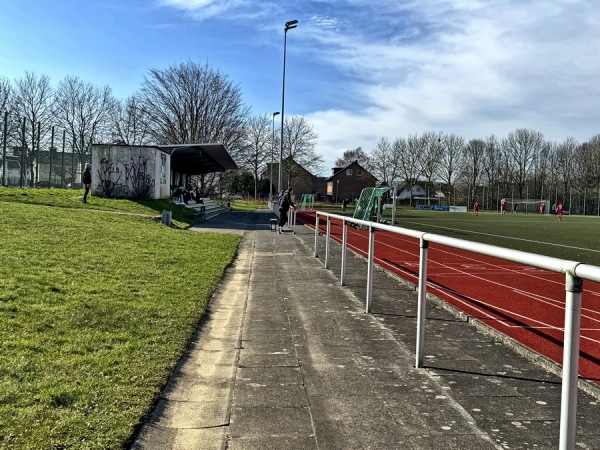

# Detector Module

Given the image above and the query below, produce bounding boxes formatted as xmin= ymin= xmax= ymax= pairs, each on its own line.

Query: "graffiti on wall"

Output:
xmin=97 ymin=147 xmax=156 ymax=199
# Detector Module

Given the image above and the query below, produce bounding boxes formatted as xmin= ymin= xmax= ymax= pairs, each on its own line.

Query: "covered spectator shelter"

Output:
xmin=160 ymin=143 xmax=238 ymax=179
xmin=91 ymin=143 xmax=237 ymax=199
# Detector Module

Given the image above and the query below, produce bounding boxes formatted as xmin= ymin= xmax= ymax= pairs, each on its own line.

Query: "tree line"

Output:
xmin=336 ymin=130 xmax=600 ymax=213
xmin=2 ymin=60 xmax=599 ymax=209
xmin=0 ymin=61 xmax=321 ymax=197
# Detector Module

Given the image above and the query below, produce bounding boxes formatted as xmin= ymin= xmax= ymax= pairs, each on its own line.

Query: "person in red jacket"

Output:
xmin=557 ymin=202 xmax=563 ymax=221
xmin=473 ymin=201 xmax=479 ymax=216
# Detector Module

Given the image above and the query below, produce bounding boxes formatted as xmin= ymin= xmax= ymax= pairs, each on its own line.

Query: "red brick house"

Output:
xmin=326 ymin=161 xmax=378 ymax=202
xmin=265 ymin=157 xmax=326 ymax=198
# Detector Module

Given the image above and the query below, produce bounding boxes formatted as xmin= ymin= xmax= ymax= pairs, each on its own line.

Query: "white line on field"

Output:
xmin=402 ymin=220 xmax=600 ymax=254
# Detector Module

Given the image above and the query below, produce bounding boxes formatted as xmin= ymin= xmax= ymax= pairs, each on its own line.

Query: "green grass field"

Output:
xmin=309 ymin=202 xmax=600 ymax=266
xmin=0 ymin=188 xmax=241 ymax=448
xmin=389 ymin=209 xmax=600 ymax=266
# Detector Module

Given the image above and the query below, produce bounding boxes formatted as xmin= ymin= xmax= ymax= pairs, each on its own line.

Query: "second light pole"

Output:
xmin=278 ymin=19 xmax=298 ymax=195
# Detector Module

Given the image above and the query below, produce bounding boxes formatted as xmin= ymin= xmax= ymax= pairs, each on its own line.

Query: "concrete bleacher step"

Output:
xmin=184 ymin=198 xmax=230 ymax=222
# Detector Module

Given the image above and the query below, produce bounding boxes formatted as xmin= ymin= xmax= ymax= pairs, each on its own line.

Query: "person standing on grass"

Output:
xmin=500 ymin=198 xmax=506 ymax=214
xmin=278 ymin=187 xmax=295 ymax=233
xmin=540 ymin=203 xmax=546 ymax=214
xmin=473 ymin=200 xmax=479 ymax=216
xmin=557 ymin=202 xmax=564 ymax=221
xmin=82 ymin=163 xmax=92 ymax=203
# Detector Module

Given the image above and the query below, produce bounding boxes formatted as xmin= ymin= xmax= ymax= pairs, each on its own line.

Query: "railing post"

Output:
xmin=325 ymin=216 xmax=331 ymax=269
xmin=314 ymin=213 xmax=319 ymax=258
xmin=415 ymin=236 xmax=429 ymax=368
xmin=559 ymin=273 xmax=583 ymax=450
xmin=341 ymin=218 xmax=347 ymax=286
xmin=366 ymin=225 xmax=375 ymax=313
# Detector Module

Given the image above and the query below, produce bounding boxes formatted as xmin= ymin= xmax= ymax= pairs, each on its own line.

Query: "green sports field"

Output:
xmin=390 ymin=209 xmax=600 ymax=267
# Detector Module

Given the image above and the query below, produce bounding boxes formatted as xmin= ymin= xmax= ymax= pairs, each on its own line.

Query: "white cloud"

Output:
xmin=158 ymin=0 xmax=276 ymax=20
xmin=298 ymin=0 xmax=600 ymax=174
xmin=155 ymin=0 xmax=600 ymax=174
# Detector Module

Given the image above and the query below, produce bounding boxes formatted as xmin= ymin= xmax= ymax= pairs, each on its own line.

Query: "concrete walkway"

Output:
xmin=132 ymin=211 xmax=600 ymax=449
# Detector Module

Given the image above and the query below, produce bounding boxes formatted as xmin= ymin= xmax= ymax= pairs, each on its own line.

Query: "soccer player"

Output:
xmin=500 ymin=199 xmax=506 ymax=215
xmin=473 ymin=201 xmax=479 ymax=216
xmin=557 ymin=202 xmax=563 ymax=221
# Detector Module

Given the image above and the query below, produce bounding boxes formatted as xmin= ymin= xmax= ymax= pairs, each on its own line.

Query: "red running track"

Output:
xmin=298 ymin=211 xmax=600 ymax=384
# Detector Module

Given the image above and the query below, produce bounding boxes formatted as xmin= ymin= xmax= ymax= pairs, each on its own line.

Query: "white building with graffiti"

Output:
xmin=90 ymin=144 xmax=237 ymax=199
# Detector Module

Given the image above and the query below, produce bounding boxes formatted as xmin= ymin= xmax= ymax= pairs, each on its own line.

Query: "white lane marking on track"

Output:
xmin=376 ymin=231 xmax=600 ymax=321
xmin=430 ymin=245 xmax=600 ymax=321
xmin=318 ymin=219 xmax=600 ymax=343
xmin=428 ymin=255 xmax=600 ymax=327
xmin=421 ymin=282 xmax=600 ymax=345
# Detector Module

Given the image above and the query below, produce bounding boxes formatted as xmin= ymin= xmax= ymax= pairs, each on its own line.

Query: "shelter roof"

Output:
xmin=158 ymin=143 xmax=238 ymax=175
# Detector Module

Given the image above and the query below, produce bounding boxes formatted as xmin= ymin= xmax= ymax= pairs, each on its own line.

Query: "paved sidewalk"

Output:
xmin=132 ymin=211 xmax=600 ymax=449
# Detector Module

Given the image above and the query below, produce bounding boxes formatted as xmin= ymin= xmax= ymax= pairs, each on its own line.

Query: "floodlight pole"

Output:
xmin=278 ymin=19 xmax=298 ymax=194
xmin=270 ymin=111 xmax=280 ymax=203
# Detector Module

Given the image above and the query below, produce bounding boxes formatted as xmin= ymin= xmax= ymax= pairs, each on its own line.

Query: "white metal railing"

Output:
xmin=311 ymin=211 xmax=600 ymax=450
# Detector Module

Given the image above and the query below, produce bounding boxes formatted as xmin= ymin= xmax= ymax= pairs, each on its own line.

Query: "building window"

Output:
xmin=356 ymin=169 xmax=363 ymax=176
xmin=346 ymin=169 xmax=352 ymax=176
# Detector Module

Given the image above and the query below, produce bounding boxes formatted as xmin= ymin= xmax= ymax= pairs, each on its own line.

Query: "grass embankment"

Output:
xmin=0 ymin=188 xmax=241 ymax=448
xmin=228 ymin=199 xmax=268 ymax=211
xmin=0 ymin=186 xmax=198 ymax=228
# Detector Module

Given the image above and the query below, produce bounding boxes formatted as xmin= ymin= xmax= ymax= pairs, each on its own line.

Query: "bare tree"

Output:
xmin=54 ymin=75 xmax=116 ymax=174
xmin=545 ymin=141 xmax=560 ymax=203
xmin=238 ymin=113 xmax=272 ymax=199
xmin=463 ymin=139 xmax=485 ymax=206
xmin=110 ymin=96 xmax=152 ymax=146
xmin=502 ymin=128 xmax=544 ymax=198
xmin=0 ymin=76 xmax=11 ymax=113
xmin=398 ymin=134 xmax=424 ymax=207
xmin=368 ymin=137 xmax=394 ymax=185
xmin=0 ymin=77 xmax=16 ymax=184
xmin=138 ymin=60 xmax=248 ymax=153
xmin=420 ymin=131 xmax=443 ymax=205
xmin=437 ymin=133 xmax=465 ymax=205
xmin=577 ymin=135 xmax=600 ymax=189
xmin=281 ymin=116 xmax=321 ymax=186
xmin=554 ymin=137 xmax=578 ymax=204
xmin=335 ymin=147 xmax=369 ymax=168
xmin=481 ymin=135 xmax=501 ymax=206
xmin=536 ymin=140 xmax=552 ymax=200
xmin=12 ymin=71 xmax=54 ymax=186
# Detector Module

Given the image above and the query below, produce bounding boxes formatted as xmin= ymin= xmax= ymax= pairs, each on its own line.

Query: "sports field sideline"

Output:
xmin=380 ymin=208 xmax=600 ymax=266
xmin=297 ymin=208 xmax=600 ymax=385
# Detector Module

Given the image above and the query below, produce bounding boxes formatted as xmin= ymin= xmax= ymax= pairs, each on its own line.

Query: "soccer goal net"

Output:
xmin=353 ymin=187 xmax=390 ymax=222
xmin=502 ymin=199 xmax=551 ymax=214
xmin=298 ymin=194 xmax=314 ymax=210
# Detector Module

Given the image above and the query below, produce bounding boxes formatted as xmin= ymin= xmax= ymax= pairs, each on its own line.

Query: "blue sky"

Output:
xmin=1 ymin=0 xmax=600 ymax=175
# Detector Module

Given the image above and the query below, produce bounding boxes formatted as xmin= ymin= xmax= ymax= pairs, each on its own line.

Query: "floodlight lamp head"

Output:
xmin=285 ymin=19 xmax=298 ymax=30
xmin=273 ymin=111 xmax=280 ymax=116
